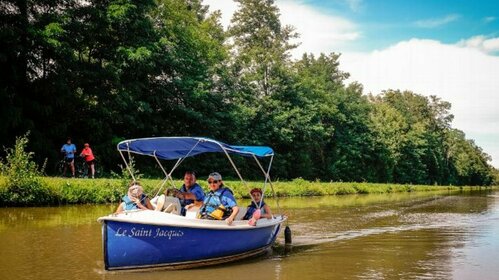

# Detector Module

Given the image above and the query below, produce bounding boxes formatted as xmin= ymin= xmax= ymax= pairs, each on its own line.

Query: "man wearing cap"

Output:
xmin=199 ymin=172 xmax=239 ymax=225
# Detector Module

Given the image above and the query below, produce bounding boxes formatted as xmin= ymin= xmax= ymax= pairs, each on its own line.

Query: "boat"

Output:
xmin=98 ymin=137 xmax=287 ymax=270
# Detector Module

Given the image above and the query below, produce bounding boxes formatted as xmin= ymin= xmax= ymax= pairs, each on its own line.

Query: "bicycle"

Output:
xmin=74 ymin=156 xmax=88 ymax=178
xmin=55 ymin=158 xmax=66 ymax=176
xmin=77 ymin=156 xmax=102 ymax=178
xmin=56 ymin=156 xmax=88 ymax=178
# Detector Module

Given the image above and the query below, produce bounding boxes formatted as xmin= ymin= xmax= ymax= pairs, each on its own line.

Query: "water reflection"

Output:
xmin=0 ymin=190 xmax=498 ymax=280
xmin=0 ymin=205 xmax=115 ymax=230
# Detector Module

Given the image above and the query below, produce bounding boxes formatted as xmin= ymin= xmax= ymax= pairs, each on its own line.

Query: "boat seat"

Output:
xmin=151 ymin=195 xmax=181 ymax=215
xmin=185 ymin=208 xmax=200 ymax=219
xmin=150 ymin=195 xmax=160 ymax=208
xmin=235 ymin=206 xmax=247 ymax=220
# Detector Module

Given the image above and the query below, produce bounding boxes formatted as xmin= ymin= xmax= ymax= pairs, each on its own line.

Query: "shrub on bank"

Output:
xmin=0 ymin=134 xmax=54 ymax=206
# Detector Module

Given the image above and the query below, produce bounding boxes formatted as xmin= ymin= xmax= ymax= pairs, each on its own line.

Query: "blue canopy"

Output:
xmin=117 ymin=137 xmax=274 ymax=160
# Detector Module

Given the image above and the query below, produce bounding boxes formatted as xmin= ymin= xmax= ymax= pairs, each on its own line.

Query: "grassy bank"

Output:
xmin=0 ymin=175 xmax=496 ymax=206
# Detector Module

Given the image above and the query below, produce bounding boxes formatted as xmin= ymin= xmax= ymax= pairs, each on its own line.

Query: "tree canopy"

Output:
xmin=0 ymin=0 xmax=496 ymax=185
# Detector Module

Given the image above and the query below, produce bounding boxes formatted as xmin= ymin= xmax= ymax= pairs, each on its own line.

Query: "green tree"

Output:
xmin=369 ymin=90 xmax=493 ymax=185
xmin=1 ymin=0 xmax=495 ymax=185
xmin=446 ymin=129 xmax=493 ymax=185
xmin=228 ymin=0 xmax=297 ymax=99
xmin=0 ymin=0 xmax=78 ymax=166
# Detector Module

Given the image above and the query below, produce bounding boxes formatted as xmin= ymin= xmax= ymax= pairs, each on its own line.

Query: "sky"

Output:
xmin=203 ymin=0 xmax=499 ymax=167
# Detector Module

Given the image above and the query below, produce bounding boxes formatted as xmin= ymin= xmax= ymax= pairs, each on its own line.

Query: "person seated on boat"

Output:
xmin=155 ymin=171 xmax=205 ymax=215
xmin=199 ymin=172 xmax=239 ymax=225
xmin=115 ymin=182 xmax=154 ymax=213
xmin=243 ymin=188 xmax=273 ymax=221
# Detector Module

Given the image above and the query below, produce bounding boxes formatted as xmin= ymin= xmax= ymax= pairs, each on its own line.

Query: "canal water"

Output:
xmin=1 ymin=190 xmax=498 ymax=280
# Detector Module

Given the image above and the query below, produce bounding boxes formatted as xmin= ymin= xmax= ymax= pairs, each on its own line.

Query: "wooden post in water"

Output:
xmin=284 ymin=226 xmax=292 ymax=244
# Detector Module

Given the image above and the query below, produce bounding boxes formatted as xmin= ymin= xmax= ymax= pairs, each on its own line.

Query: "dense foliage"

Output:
xmin=1 ymin=0 xmax=496 ymax=185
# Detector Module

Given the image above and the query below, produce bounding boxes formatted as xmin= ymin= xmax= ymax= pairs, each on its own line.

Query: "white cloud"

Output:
xmin=483 ymin=16 xmax=496 ymax=23
xmin=203 ymin=0 xmax=360 ymax=57
xmin=202 ymin=0 xmax=499 ymax=167
xmin=203 ymin=0 xmax=238 ymax=29
xmin=457 ymin=35 xmax=499 ymax=54
xmin=414 ymin=14 xmax=460 ymax=28
xmin=344 ymin=0 xmax=363 ymax=12
xmin=279 ymin=0 xmax=359 ymax=57
xmin=340 ymin=39 xmax=499 ymax=167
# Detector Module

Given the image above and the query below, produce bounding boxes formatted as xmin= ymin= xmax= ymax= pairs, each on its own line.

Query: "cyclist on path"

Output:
xmin=80 ymin=143 xmax=96 ymax=178
xmin=61 ymin=137 xmax=76 ymax=177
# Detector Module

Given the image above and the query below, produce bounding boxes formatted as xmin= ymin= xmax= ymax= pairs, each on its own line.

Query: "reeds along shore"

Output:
xmin=0 ymin=176 xmax=495 ymax=207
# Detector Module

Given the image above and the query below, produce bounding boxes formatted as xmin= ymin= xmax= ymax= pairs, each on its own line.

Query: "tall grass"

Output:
xmin=0 ymin=175 xmax=494 ymax=206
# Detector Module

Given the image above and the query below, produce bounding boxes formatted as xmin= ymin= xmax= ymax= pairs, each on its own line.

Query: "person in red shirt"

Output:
xmin=80 ymin=143 xmax=96 ymax=178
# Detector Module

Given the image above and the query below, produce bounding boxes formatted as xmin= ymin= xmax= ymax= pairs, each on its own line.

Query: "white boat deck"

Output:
xmin=98 ymin=210 xmax=286 ymax=230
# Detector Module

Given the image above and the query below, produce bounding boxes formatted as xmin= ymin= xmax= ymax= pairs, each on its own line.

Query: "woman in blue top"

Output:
xmin=244 ymin=188 xmax=273 ymax=220
xmin=115 ymin=182 xmax=154 ymax=213
xmin=200 ymin=172 xmax=239 ymax=225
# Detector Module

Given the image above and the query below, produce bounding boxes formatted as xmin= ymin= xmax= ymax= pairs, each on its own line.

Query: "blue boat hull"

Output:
xmin=102 ymin=220 xmax=281 ymax=270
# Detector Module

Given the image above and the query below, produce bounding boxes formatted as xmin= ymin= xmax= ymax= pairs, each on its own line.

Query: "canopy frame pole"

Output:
xmin=253 ymin=154 xmax=281 ymax=215
xmin=151 ymin=140 xmax=203 ymax=197
xmin=252 ymin=154 xmax=270 ymax=209
xmin=118 ymin=143 xmax=136 ymax=182
xmin=152 ymin=151 xmax=179 ymax=197
xmin=167 ymin=157 xmax=183 ymax=181
xmin=170 ymin=139 xmax=202 ymax=172
xmin=219 ymin=146 xmax=258 ymax=207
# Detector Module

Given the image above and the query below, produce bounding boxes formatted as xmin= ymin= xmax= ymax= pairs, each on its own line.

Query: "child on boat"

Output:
xmin=244 ymin=188 xmax=272 ymax=224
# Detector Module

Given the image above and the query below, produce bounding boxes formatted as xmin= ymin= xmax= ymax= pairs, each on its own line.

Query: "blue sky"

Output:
xmin=205 ymin=0 xmax=499 ymax=167
xmin=300 ymin=0 xmax=499 ymax=53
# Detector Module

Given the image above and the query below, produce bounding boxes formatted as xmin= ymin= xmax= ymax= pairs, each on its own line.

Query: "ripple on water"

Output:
xmin=289 ymin=206 xmax=494 ymax=248
xmin=364 ymin=210 xmax=399 ymax=219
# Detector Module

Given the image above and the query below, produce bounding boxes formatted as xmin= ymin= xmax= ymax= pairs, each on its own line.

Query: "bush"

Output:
xmin=111 ymin=155 xmax=143 ymax=189
xmin=0 ymin=133 xmax=52 ymax=206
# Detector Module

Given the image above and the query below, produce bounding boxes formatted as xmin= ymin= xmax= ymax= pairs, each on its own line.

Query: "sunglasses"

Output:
xmin=208 ymin=180 xmax=220 ymax=184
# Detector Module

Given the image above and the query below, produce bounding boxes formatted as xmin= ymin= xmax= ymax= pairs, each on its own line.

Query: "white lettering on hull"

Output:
xmin=114 ymin=227 xmax=184 ymax=239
